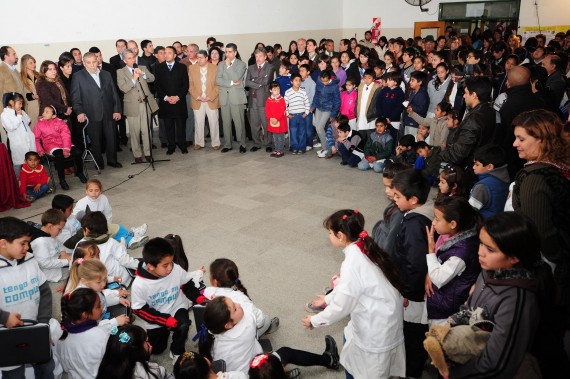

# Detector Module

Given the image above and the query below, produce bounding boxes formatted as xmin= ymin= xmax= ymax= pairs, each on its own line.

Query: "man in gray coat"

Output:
xmin=246 ymin=48 xmax=275 ymax=152
xmin=71 ymin=52 xmax=122 ymax=168
xmin=216 ymin=43 xmax=248 ymax=153
xmin=117 ymin=49 xmax=158 ymax=163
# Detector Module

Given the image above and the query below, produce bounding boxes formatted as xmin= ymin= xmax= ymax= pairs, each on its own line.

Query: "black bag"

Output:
xmin=0 ymin=319 xmax=51 ymax=367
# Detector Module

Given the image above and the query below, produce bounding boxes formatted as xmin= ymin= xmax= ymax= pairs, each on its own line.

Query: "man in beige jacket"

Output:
xmin=117 ymin=49 xmax=158 ymax=162
xmin=189 ymin=50 xmax=220 ymax=149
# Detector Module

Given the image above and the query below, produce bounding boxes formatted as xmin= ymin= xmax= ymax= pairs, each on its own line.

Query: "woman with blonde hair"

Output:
xmin=20 ymin=54 xmax=40 ymax=128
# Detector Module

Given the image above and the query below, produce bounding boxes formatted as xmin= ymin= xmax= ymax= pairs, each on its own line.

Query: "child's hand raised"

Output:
xmin=198 ymin=266 xmax=206 ymax=273
xmin=425 ymin=225 xmax=436 ymax=254
xmin=301 ymin=315 xmax=313 ymax=330
xmin=119 ymin=298 xmax=130 ymax=307
xmin=115 ymin=314 xmax=130 ymax=326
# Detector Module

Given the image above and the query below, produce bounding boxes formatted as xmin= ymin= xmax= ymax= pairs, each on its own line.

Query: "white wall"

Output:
xmin=3 ymin=0 xmax=568 ymax=64
xmin=5 ymin=0 xmax=342 ymax=63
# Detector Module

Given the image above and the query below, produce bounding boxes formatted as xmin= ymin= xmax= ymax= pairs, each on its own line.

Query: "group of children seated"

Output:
xmin=2 ymin=92 xmax=87 ymax=203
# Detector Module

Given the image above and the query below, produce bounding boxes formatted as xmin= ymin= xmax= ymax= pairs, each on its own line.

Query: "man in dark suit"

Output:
xmin=89 ymin=46 xmax=127 ymax=148
xmin=154 ymin=46 xmax=189 ymax=154
xmin=71 ymin=52 xmax=123 ymax=168
xmin=246 ymin=47 xmax=275 ymax=152
xmin=110 ymin=39 xmax=127 ymax=71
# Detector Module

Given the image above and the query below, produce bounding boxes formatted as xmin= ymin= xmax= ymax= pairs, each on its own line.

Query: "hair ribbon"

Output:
xmin=118 ymin=332 xmax=131 ymax=343
xmin=110 ymin=326 xmax=119 ymax=335
xmin=192 ymin=323 xmax=208 ymax=343
xmin=250 ymin=354 xmax=269 ymax=368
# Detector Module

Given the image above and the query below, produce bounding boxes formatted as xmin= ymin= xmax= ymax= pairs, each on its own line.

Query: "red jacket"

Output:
xmin=19 ymin=163 xmax=49 ymax=196
xmin=33 ymin=117 xmax=72 ymax=155
xmin=265 ymin=96 xmax=288 ymax=133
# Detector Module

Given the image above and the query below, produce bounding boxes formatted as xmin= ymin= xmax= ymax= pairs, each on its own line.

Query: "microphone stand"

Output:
xmin=131 ymin=66 xmax=169 ymax=170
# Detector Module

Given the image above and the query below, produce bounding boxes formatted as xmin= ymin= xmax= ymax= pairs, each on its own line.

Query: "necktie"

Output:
xmin=258 ymin=65 xmax=262 ymax=73
xmin=168 ymin=64 xmax=172 ymax=71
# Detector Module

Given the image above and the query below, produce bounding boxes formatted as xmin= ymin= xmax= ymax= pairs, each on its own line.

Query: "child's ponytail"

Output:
xmin=60 ymin=288 xmax=99 ymax=340
xmin=164 ymin=233 xmax=189 ymax=271
xmin=198 ymin=296 xmax=231 ymax=361
xmin=66 ymin=258 xmax=107 ymax=293
xmin=210 ymin=258 xmax=250 ymax=299
xmin=324 ymin=210 xmax=405 ymax=296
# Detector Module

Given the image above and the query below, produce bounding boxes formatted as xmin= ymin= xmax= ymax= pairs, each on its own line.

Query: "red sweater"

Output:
xmin=265 ymin=96 xmax=288 ymax=133
xmin=19 ymin=163 xmax=49 ymax=196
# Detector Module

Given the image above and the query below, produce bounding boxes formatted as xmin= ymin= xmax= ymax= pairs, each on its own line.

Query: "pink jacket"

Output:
xmin=340 ymin=90 xmax=357 ymax=120
xmin=33 ymin=117 xmax=72 ymax=155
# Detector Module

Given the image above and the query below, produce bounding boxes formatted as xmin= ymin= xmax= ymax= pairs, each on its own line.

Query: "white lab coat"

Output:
xmin=1 ymin=108 xmax=34 ymax=165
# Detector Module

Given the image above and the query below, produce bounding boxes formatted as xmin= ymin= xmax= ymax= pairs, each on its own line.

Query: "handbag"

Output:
xmin=0 ymin=319 xmax=51 ymax=367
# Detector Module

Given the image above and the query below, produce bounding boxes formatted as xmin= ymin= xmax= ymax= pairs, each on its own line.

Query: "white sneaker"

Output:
xmin=313 ymin=142 xmax=322 ymax=148
xmin=306 ymin=146 xmax=313 ymax=151
xmin=131 ymin=223 xmax=148 ymax=237
xmin=127 ymin=235 xmax=149 ymax=250
xmin=169 ymin=351 xmax=180 ymax=365
xmin=317 ymin=149 xmax=327 ymax=158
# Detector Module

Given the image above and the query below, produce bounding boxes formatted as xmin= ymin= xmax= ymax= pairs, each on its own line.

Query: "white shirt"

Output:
xmin=426 ymin=254 xmax=466 ymax=288
xmin=31 ymin=236 xmax=69 ymax=282
xmin=203 ymin=287 xmax=266 ymax=329
xmin=88 ymin=70 xmax=101 ymax=88
xmin=73 ymin=194 xmax=113 ymax=223
xmin=311 ymin=243 xmax=404 ymax=353
xmin=356 ymin=85 xmax=375 ymax=130
xmin=131 ymin=263 xmax=195 ymax=330
xmin=57 ymin=214 xmax=81 ymax=250
xmin=213 ymin=309 xmax=263 ymax=373
xmin=81 ymin=237 xmax=138 ymax=283
xmin=54 ymin=321 xmax=109 ymax=379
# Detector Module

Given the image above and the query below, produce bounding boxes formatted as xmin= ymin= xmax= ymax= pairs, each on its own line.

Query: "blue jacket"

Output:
xmin=470 ymin=164 xmax=510 ymax=219
xmin=276 ymin=75 xmax=292 ymax=97
xmin=311 ymin=78 xmax=341 ymax=118
xmin=402 ymin=86 xmax=429 ymax=128
xmin=376 ymin=87 xmax=405 ymax=122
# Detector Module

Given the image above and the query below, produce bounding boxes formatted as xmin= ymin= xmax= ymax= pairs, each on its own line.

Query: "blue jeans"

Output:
xmin=289 ymin=113 xmax=306 ymax=151
xmin=357 ymin=159 xmax=386 ymax=173
xmin=338 ymin=144 xmax=361 ymax=167
xmin=304 ymin=113 xmax=314 ymax=148
xmin=26 ymin=184 xmax=50 ymax=200
xmin=1 ymin=357 xmax=55 ymax=379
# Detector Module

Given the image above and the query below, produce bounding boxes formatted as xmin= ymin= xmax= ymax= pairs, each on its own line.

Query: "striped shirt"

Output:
xmin=284 ymin=87 xmax=310 ymax=115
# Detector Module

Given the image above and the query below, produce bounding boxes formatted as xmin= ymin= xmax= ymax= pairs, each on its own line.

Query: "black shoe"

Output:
xmin=340 ymin=161 xmax=348 ymax=166
xmin=180 ymin=148 xmax=189 ymax=154
xmin=76 ymin=173 xmax=88 ymax=183
xmin=166 ymin=149 xmax=175 ymax=155
xmin=250 ymin=146 xmax=260 ymax=152
xmin=108 ymin=162 xmax=123 ymax=168
xmin=60 ymin=180 xmax=70 ymax=191
xmin=221 ymin=147 xmax=232 ymax=153
xmin=145 ymin=156 xmax=152 ymax=162
xmin=266 ymin=147 xmax=273 ymax=153
xmin=161 ymin=143 xmax=168 ymax=148
xmin=239 ymin=146 xmax=246 ymax=153
xmin=323 ymin=335 xmax=339 ymax=370
xmin=117 ymin=146 xmax=123 ymax=152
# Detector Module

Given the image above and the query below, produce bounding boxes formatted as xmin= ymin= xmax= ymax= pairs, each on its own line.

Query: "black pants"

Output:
xmin=52 ymin=147 xmax=83 ymax=181
xmin=162 ymin=117 xmax=187 ymax=149
xmin=146 ymin=308 xmax=191 ymax=355
xmin=404 ymin=321 xmax=429 ymax=378
xmin=274 ymin=346 xmax=329 ymax=367
xmin=86 ymin=118 xmax=118 ymax=166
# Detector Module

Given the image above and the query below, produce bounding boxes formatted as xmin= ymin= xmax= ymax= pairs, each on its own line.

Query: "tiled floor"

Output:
xmin=4 ymin=136 xmax=395 ymax=378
